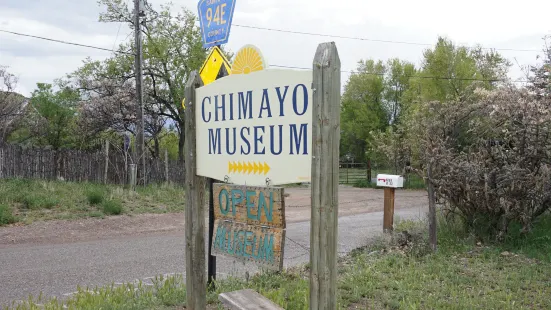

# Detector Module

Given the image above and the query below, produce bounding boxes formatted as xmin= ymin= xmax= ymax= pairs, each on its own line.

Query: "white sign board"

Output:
xmin=196 ymin=69 xmax=313 ymax=186
xmin=376 ymin=174 xmax=404 ymax=188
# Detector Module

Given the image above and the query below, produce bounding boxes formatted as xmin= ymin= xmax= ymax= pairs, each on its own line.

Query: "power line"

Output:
xmin=0 ymin=29 xmax=531 ymax=83
xmin=270 ymin=64 xmax=530 ymax=83
xmin=112 ymin=23 xmax=123 ymax=53
xmin=0 ymin=29 xmax=134 ymax=55
xmin=233 ymin=24 xmax=541 ymax=53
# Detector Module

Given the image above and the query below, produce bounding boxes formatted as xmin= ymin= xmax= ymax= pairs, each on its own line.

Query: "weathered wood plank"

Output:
xmin=219 ymin=289 xmax=284 ymax=310
xmin=427 ymin=164 xmax=437 ymax=251
xmin=211 ymin=220 xmax=285 ymax=270
xmin=104 ymin=140 xmax=109 ymax=184
xmin=310 ymin=42 xmax=340 ymax=310
xmin=383 ymin=188 xmax=395 ymax=232
xmin=213 ymin=183 xmax=285 ymax=228
xmin=184 ymin=71 xmax=207 ymax=310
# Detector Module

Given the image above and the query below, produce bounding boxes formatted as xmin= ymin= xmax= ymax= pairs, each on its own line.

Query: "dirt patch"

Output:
xmin=0 ymin=186 xmax=427 ymax=247
xmin=0 ymin=213 xmax=184 ymax=247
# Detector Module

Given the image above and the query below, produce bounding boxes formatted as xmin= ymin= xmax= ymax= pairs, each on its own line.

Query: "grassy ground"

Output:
xmin=0 ymin=178 xmax=185 ymax=225
xmin=7 ymin=214 xmax=551 ymax=309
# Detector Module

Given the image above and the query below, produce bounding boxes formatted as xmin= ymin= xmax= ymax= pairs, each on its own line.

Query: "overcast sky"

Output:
xmin=1 ymin=0 xmax=550 ymax=97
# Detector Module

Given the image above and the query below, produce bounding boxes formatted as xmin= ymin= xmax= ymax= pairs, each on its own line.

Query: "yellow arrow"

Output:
xmin=228 ymin=162 xmax=233 ymax=173
xmin=246 ymin=162 xmax=253 ymax=174
xmin=237 ymin=162 xmax=243 ymax=173
xmin=253 ymin=162 xmax=260 ymax=174
xmin=263 ymin=162 xmax=270 ymax=175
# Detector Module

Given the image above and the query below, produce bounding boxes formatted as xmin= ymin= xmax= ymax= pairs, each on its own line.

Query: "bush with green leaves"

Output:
xmin=86 ymin=190 xmax=104 ymax=205
xmin=353 ymin=179 xmax=370 ymax=188
xmin=390 ymin=87 xmax=551 ymax=239
xmin=102 ymin=199 xmax=123 ymax=215
xmin=0 ymin=204 xmax=17 ymax=225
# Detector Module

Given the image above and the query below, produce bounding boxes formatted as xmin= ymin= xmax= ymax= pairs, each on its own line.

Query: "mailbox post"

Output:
xmin=376 ymin=174 xmax=404 ymax=232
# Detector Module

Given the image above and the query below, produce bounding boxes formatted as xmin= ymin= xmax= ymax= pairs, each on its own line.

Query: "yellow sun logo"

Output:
xmin=231 ymin=45 xmax=267 ymax=75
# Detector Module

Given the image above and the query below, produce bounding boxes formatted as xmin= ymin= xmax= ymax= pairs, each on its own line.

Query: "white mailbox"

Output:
xmin=376 ymin=174 xmax=404 ymax=188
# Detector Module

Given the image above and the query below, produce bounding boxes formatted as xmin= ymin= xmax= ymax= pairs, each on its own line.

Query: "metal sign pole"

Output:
xmin=207 ymin=177 xmax=216 ymax=287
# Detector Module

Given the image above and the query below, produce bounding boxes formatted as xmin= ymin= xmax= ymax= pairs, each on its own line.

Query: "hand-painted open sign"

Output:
xmin=376 ymin=174 xmax=404 ymax=188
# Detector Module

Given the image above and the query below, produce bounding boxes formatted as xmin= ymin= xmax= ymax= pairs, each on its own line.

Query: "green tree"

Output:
xmin=384 ymin=58 xmax=416 ymax=125
xmin=9 ymin=83 xmax=79 ymax=175
xmin=529 ymin=36 xmax=551 ymax=97
xmin=71 ymin=0 xmax=209 ymax=161
xmin=404 ymin=37 xmax=510 ymax=105
xmin=340 ymin=60 xmax=388 ymax=163
xmin=28 ymin=83 xmax=78 ymax=150
xmin=373 ymin=37 xmax=511 ymax=176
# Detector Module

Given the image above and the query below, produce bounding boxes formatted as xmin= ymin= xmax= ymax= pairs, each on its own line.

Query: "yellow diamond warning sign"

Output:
xmin=199 ymin=46 xmax=231 ymax=86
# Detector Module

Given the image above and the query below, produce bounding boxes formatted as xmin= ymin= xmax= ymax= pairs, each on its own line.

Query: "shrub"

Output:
xmin=102 ymin=199 xmax=123 ymax=215
xmin=20 ymin=195 xmax=42 ymax=210
xmin=86 ymin=190 xmax=104 ymax=205
xmin=400 ymin=87 xmax=551 ymax=239
xmin=353 ymin=179 xmax=371 ymax=188
xmin=42 ymin=198 xmax=59 ymax=209
xmin=0 ymin=204 xmax=17 ymax=225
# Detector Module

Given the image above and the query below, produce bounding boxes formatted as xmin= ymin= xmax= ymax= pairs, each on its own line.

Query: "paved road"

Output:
xmin=0 ymin=189 xmax=427 ymax=307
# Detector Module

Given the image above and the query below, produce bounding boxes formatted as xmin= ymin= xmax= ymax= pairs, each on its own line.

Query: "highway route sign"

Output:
xmin=198 ymin=0 xmax=236 ymax=48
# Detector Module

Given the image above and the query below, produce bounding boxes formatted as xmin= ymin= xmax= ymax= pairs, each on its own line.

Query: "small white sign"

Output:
xmin=196 ymin=69 xmax=313 ymax=186
xmin=376 ymin=174 xmax=404 ymax=188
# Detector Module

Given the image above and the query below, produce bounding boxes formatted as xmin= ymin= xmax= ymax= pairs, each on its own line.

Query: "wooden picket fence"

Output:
xmin=0 ymin=143 xmax=185 ymax=185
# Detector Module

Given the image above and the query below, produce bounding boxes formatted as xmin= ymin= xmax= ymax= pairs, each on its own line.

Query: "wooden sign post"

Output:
xmin=187 ymin=39 xmax=346 ymax=308
xmin=377 ymin=174 xmax=404 ymax=233
xmin=383 ymin=188 xmax=395 ymax=233
xmin=184 ymin=71 xmax=207 ymax=310
xmin=310 ymin=42 xmax=341 ymax=310
xmin=211 ymin=184 xmax=286 ymax=270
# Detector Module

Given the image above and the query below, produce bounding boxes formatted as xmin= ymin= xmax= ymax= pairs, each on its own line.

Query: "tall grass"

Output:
xmin=6 ymin=213 xmax=551 ymax=310
xmin=0 ymin=178 xmax=185 ymax=222
xmin=0 ymin=204 xmax=17 ymax=226
xmin=102 ymin=199 xmax=123 ymax=215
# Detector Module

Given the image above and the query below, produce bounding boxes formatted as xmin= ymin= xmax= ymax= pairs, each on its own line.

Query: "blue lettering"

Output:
xmin=228 ymin=93 xmax=234 ymax=120
xmin=208 ymin=128 xmax=221 ymax=154
xmin=231 ymin=189 xmax=244 ymax=217
xmin=219 ymin=189 xmax=230 ymax=215
xmin=238 ymin=91 xmax=253 ymax=119
xmin=225 ymin=127 xmax=236 ymax=155
xmin=269 ymin=125 xmax=283 ymax=155
xmin=251 ymin=235 xmax=257 ymax=258
xmin=244 ymin=231 xmax=254 ymax=258
xmin=227 ymin=230 xmax=235 ymax=254
xmin=246 ymin=190 xmax=256 ymax=220
xmin=259 ymin=88 xmax=272 ymax=118
xmin=276 ymin=86 xmax=289 ymax=117
xmin=290 ymin=124 xmax=308 ymax=155
xmin=201 ymin=96 xmax=212 ymax=122
xmin=214 ymin=95 xmax=225 ymax=121
xmin=292 ymin=84 xmax=308 ymax=116
xmin=254 ymin=126 xmax=265 ymax=155
xmin=240 ymin=127 xmax=251 ymax=155
xmin=257 ymin=192 xmax=273 ymax=223
xmin=237 ymin=231 xmax=246 ymax=256
xmin=215 ymin=225 xmax=226 ymax=250
xmin=264 ymin=234 xmax=274 ymax=262
xmin=256 ymin=235 xmax=265 ymax=259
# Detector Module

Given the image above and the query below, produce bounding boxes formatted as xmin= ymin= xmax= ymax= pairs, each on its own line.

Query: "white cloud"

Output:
xmin=1 ymin=0 xmax=549 ymax=97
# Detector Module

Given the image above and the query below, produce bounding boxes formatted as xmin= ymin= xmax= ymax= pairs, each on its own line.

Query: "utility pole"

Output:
xmin=134 ymin=0 xmax=146 ymax=185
